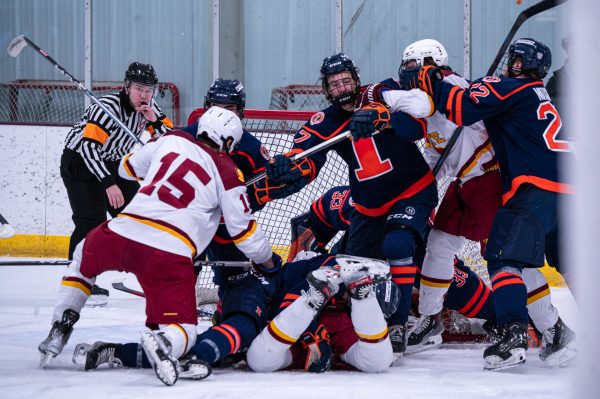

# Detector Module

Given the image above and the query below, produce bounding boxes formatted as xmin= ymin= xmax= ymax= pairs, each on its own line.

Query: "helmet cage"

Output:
xmin=320 ymin=53 xmax=361 ymax=106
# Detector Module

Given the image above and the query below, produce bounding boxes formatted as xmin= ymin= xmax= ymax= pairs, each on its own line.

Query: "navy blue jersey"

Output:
xmin=293 ymin=79 xmax=433 ymax=216
xmin=431 ymin=76 xmax=574 ymax=203
xmin=310 ymin=185 xmax=354 ymax=241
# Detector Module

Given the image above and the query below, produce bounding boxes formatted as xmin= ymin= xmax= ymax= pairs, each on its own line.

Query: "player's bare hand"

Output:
xmin=136 ymin=103 xmax=158 ymax=122
xmin=106 ymin=184 xmax=125 ymax=209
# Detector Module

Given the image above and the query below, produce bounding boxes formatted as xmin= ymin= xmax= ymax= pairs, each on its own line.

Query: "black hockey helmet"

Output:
xmin=320 ymin=53 xmax=361 ymax=106
xmin=507 ymin=38 xmax=552 ymax=79
xmin=124 ymin=62 xmax=158 ymax=86
xmin=204 ymin=79 xmax=246 ymax=117
xmin=375 ymin=280 xmax=400 ymax=318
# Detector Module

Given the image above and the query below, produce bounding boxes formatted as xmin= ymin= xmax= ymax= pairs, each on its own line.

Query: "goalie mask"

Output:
xmin=507 ymin=38 xmax=552 ymax=79
xmin=399 ymin=39 xmax=448 ymax=82
xmin=320 ymin=53 xmax=361 ymax=107
xmin=196 ymin=106 xmax=243 ymax=154
xmin=204 ymin=78 xmax=246 ymax=118
xmin=125 ymin=62 xmax=158 ymax=86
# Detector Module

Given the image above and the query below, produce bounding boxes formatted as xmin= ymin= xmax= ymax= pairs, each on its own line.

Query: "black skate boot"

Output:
xmin=406 ymin=312 xmax=444 ymax=354
xmin=178 ymin=353 xmax=212 ymax=380
xmin=38 ymin=309 xmax=80 ymax=368
xmin=483 ymin=321 xmax=528 ymax=371
xmin=86 ymin=284 xmax=109 ymax=307
xmin=389 ymin=323 xmax=408 ymax=362
xmin=539 ymin=317 xmax=576 ymax=366
xmin=72 ymin=341 xmax=124 ymax=370
xmin=140 ymin=330 xmax=179 ymax=386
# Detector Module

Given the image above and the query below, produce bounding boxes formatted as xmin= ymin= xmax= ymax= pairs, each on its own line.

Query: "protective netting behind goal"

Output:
xmin=0 ymin=80 xmax=181 ymax=126
xmin=269 ymin=85 xmax=329 ymax=111
xmin=190 ymin=109 xmax=488 ymax=305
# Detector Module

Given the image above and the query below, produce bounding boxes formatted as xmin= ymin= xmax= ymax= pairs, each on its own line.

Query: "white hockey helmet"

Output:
xmin=196 ymin=106 xmax=243 ymax=153
xmin=401 ymin=39 xmax=449 ymax=69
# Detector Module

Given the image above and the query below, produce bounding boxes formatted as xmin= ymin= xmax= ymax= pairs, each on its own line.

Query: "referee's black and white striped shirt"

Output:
xmin=65 ymin=90 xmax=173 ymax=188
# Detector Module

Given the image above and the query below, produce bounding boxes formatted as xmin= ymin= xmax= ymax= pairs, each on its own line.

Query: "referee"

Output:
xmin=60 ymin=62 xmax=173 ymax=303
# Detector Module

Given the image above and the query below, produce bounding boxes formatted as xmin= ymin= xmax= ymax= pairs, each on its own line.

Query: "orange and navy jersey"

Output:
xmin=431 ymin=75 xmax=575 ymax=203
xmin=293 ymin=78 xmax=433 ymax=216
xmin=310 ymin=185 xmax=354 ymax=245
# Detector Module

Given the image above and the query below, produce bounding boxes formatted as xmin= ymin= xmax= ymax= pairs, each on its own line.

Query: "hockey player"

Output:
xmin=61 ymin=62 xmax=173 ymax=305
xmin=266 ymin=53 xmax=438 ymax=357
xmin=414 ymin=38 xmax=575 ymax=370
xmin=38 ymin=107 xmax=281 ymax=386
xmin=296 ymin=185 xmax=572 ymax=359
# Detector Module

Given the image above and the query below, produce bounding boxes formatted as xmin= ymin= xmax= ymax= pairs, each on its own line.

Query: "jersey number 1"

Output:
xmin=351 ymin=137 xmax=393 ymax=181
xmin=139 ymin=152 xmax=211 ymax=208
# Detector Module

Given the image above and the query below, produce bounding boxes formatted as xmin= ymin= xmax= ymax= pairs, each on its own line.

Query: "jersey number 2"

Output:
xmin=139 ymin=152 xmax=211 ymax=208
xmin=537 ymin=102 xmax=570 ymax=152
xmin=351 ymin=137 xmax=393 ymax=181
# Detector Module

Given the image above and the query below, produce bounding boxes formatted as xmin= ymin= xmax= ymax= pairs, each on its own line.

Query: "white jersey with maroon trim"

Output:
xmin=110 ymin=130 xmax=272 ymax=263
xmin=383 ymin=74 xmax=497 ymax=182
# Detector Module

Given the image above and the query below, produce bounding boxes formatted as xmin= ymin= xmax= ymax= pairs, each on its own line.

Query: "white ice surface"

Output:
xmin=0 ymin=260 xmax=577 ymax=399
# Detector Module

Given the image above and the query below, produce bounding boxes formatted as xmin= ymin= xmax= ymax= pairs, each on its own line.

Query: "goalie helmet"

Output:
xmin=401 ymin=39 xmax=449 ymax=70
xmin=507 ymin=38 xmax=552 ymax=79
xmin=196 ymin=106 xmax=243 ymax=154
xmin=204 ymin=79 xmax=246 ymax=117
xmin=124 ymin=62 xmax=158 ymax=86
xmin=374 ymin=280 xmax=400 ymax=318
xmin=320 ymin=53 xmax=361 ymax=106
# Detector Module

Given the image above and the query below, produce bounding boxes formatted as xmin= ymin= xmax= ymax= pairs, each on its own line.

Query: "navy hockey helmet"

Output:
xmin=124 ymin=62 xmax=158 ymax=86
xmin=507 ymin=38 xmax=552 ymax=79
xmin=374 ymin=280 xmax=400 ymax=318
xmin=320 ymin=53 xmax=361 ymax=106
xmin=204 ymin=79 xmax=246 ymax=117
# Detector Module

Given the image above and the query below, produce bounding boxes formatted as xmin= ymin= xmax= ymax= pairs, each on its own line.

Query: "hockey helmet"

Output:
xmin=124 ymin=62 xmax=158 ymax=86
xmin=204 ymin=79 xmax=246 ymax=117
xmin=320 ymin=53 xmax=361 ymax=106
xmin=196 ymin=106 xmax=243 ymax=154
xmin=507 ymin=38 xmax=552 ymax=79
xmin=374 ymin=280 xmax=400 ymax=318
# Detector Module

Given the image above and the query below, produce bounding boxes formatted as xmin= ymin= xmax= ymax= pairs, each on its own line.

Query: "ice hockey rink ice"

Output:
xmin=0 ymin=259 xmax=576 ymax=399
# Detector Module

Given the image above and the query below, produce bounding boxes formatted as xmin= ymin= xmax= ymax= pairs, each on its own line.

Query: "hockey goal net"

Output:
xmin=190 ymin=109 xmax=488 ymax=337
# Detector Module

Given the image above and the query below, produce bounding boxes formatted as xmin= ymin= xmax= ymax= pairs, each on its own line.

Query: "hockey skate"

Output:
xmin=178 ymin=353 xmax=212 ymax=380
xmin=304 ymin=266 xmax=343 ymax=311
xmin=483 ymin=321 xmax=528 ymax=371
xmin=72 ymin=341 xmax=123 ymax=370
xmin=406 ymin=312 xmax=444 ymax=354
xmin=389 ymin=323 xmax=408 ymax=364
xmin=140 ymin=330 xmax=179 ymax=386
xmin=335 ymin=255 xmax=390 ymax=281
xmin=343 ymin=268 xmax=390 ymax=300
xmin=38 ymin=309 xmax=80 ymax=368
xmin=539 ymin=317 xmax=576 ymax=367
xmin=85 ymin=284 xmax=109 ymax=307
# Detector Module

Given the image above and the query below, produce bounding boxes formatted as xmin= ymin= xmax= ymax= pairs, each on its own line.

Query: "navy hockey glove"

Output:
xmin=349 ymin=102 xmax=391 ymax=141
xmin=356 ymin=83 xmax=391 ymax=108
xmin=266 ymin=154 xmax=298 ymax=183
xmin=251 ymin=176 xmax=306 ymax=206
xmin=300 ymin=324 xmax=332 ymax=373
xmin=254 ymin=252 xmax=283 ymax=276
xmin=399 ymin=67 xmax=420 ymax=90
xmin=418 ymin=65 xmax=444 ymax=96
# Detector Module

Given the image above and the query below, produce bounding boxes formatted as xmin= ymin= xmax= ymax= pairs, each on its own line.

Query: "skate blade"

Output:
xmin=39 ymin=352 xmax=55 ymax=369
xmin=543 ymin=343 xmax=577 ymax=368
xmin=85 ymin=295 xmax=108 ymax=308
xmin=391 ymin=352 xmax=404 ymax=367
xmin=484 ymin=350 xmax=526 ymax=371
xmin=405 ymin=335 xmax=443 ymax=355
xmin=72 ymin=343 xmax=91 ymax=365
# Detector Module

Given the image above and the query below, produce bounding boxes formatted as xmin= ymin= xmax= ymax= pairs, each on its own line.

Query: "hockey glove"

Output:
xmin=250 ymin=176 xmax=307 ymax=206
xmin=266 ymin=153 xmax=316 ymax=184
xmin=418 ymin=65 xmax=444 ymax=96
xmin=356 ymin=83 xmax=392 ymax=108
xmin=349 ymin=102 xmax=391 ymax=141
xmin=300 ymin=324 xmax=333 ymax=373
xmin=253 ymin=252 xmax=283 ymax=276
xmin=399 ymin=67 xmax=420 ymax=90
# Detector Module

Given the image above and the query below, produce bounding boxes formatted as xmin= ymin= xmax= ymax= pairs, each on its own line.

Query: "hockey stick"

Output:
xmin=245 ymin=130 xmax=352 ymax=186
xmin=0 ymin=259 xmax=70 ymax=266
xmin=431 ymin=0 xmax=567 ymax=176
xmin=0 ymin=213 xmax=16 ymax=239
xmin=7 ymin=35 xmax=143 ymax=146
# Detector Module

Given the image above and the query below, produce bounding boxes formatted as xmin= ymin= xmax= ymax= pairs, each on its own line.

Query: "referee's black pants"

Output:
xmin=60 ymin=149 xmax=139 ymax=259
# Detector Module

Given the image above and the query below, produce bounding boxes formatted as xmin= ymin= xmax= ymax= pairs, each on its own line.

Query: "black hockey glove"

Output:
xmin=300 ymin=324 xmax=333 ymax=373
xmin=418 ymin=65 xmax=444 ymax=96
xmin=266 ymin=154 xmax=299 ymax=183
xmin=349 ymin=102 xmax=391 ymax=141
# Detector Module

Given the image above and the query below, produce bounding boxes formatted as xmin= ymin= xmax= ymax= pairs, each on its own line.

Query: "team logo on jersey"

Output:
xmin=235 ymin=168 xmax=245 ymax=183
xmin=310 ymin=111 xmax=325 ymax=125
xmin=260 ymin=145 xmax=270 ymax=160
xmin=482 ymin=76 xmax=501 ymax=83
xmin=405 ymin=206 xmax=416 ymax=216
